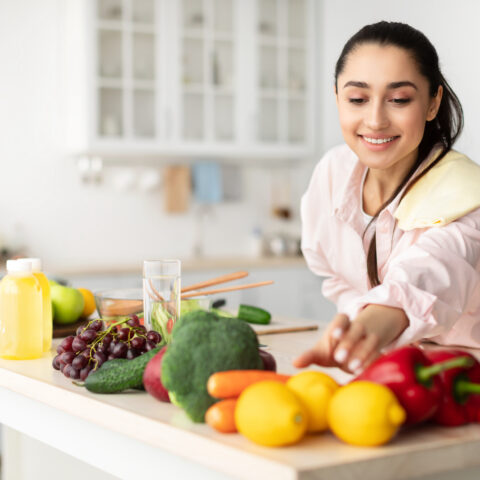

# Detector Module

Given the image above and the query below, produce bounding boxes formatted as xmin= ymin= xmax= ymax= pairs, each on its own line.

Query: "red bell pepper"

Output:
xmin=355 ymin=345 xmax=473 ymax=424
xmin=424 ymin=349 xmax=480 ymax=426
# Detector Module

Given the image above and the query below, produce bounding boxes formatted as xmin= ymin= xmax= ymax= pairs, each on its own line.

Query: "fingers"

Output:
xmin=345 ymin=334 xmax=380 ymax=374
xmin=293 ymin=346 xmax=332 ymax=368
xmin=328 ymin=314 xmax=350 ymax=344
xmin=333 ymin=321 xmax=366 ymax=368
xmin=293 ymin=314 xmax=349 ymax=369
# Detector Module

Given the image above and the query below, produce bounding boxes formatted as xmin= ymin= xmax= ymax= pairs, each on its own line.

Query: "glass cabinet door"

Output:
xmin=256 ymin=0 xmax=308 ymax=144
xmin=179 ymin=0 xmax=235 ymax=142
xmin=95 ymin=0 xmax=157 ymax=140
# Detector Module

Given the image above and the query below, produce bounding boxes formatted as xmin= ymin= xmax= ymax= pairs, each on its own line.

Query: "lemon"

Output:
xmin=77 ymin=288 xmax=96 ymax=317
xmin=327 ymin=381 xmax=406 ymax=446
xmin=235 ymin=381 xmax=308 ymax=447
xmin=287 ymin=370 xmax=339 ymax=432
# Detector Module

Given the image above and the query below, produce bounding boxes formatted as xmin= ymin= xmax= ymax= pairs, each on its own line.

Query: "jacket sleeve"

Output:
xmin=300 ymin=154 xmax=363 ymax=313
xmin=345 ymin=208 xmax=480 ymax=348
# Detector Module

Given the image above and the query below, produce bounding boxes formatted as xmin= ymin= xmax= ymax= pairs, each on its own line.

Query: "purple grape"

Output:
xmin=59 ymin=351 xmax=75 ymax=366
xmin=135 ymin=325 xmax=147 ymax=335
xmin=72 ymin=355 xmax=88 ymax=370
xmin=102 ymin=333 xmax=113 ymax=346
xmin=127 ymin=315 xmax=140 ymax=327
xmin=72 ymin=337 xmax=87 ymax=353
xmin=52 ymin=355 xmax=61 ymax=370
xmin=79 ymin=328 xmax=97 ymax=343
xmin=131 ymin=336 xmax=146 ymax=350
xmin=63 ymin=364 xmax=73 ymax=377
xmin=96 ymin=343 xmax=108 ymax=355
xmin=56 ymin=345 xmax=65 ymax=355
xmin=112 ymin=342 xmax=128 ymax=358
xmin=145 ymin=340 xmax=157 ymax=351
xmin=118 ymin=328 xmax=133 ymax=341
xmin=69 ymin=367 xmax=80 ymax=380
xmin=93 ymin=351 xmax=107 ymax=367
xmin=76 ymin=324 xmax=87 ymax=336
xmin=107 ymin=353 xmax=116 ymax=361
xmin=80 ymin=365 xmax=92 ymax=381
xmin=89 ymin=319 xmax=103 ymax=331
xmin=146 ymin=331 xmax=162 ymax=344
xmin=60 ymin=335 xmax=75 ymax=352
xmin=126 ymin=348 xmax=140 ymax=360
xmin=80 ymin=348 xmax=91 ymax=359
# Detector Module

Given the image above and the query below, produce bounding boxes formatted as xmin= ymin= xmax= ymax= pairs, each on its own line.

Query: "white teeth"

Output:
xmin=363 ymin=136 xmax=396 ymax=144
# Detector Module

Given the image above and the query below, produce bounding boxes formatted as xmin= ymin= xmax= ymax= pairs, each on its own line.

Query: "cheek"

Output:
xmin=337 ymin=105 xmax=359 ymax=133
xmin=398 ymin=106 xmax=428 ymax=141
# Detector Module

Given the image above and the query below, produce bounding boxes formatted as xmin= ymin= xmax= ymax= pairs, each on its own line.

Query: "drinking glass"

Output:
xmin=143 ymin=259 xmax=181 ymax=343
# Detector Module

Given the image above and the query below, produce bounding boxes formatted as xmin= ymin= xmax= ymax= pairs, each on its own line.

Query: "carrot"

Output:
xmin=205 ymin=398 xmax=238 ymax=433
xmin=207 ymin=370 xmax=291 ymax=399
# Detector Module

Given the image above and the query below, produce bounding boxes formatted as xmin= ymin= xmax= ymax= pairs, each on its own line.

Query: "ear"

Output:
xmin=426 ymin=85 xmax=443 ymax=121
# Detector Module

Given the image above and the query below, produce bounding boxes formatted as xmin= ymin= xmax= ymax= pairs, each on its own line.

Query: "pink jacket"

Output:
xmin=301 ymin=144 xmax=480 ymax=349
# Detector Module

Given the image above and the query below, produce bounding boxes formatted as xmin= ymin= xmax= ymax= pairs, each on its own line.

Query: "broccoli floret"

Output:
xmin=161 ymin=310 xmax=263 ymax=422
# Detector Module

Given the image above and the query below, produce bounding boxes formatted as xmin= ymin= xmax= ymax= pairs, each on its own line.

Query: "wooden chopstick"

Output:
xmin=181 ymin=270 xmax=249 ymax=293
xmin=102 ymin=280 xmax=274 ymax=317
xmin=180 ymin=280 xmax=274 ymax=298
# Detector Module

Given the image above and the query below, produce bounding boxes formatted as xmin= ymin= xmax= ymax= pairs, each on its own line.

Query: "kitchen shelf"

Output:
xmin=66 ymin=0 xmax=316 ymax=161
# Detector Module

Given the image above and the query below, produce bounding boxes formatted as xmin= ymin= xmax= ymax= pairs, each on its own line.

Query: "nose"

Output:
xmin=365 ymin=100 xmax=389 ymax=130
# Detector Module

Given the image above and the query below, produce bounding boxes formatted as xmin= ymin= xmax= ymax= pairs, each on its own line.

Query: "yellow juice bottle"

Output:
xmin=21 ymin=258 xmax=52 ymax=352
xmin=0 ymin=259 xmax=43 ymax=359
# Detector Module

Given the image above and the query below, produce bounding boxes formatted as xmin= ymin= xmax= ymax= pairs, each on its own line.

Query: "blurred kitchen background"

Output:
xmin=0 ymin=0 xmax=479 ymax=321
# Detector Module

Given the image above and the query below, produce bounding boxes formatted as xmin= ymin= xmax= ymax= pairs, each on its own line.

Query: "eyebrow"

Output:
xmin=343 ymin=80 xmax=418 ymax=90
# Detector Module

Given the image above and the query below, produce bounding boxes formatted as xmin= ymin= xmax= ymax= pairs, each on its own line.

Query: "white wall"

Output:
xmin=317 ymin=0 xmax=480 ymax=162
xmin=0 ymin=0 xmax=307 ymax=273
xmin=1 ymin=0 xmax=479 ymax=273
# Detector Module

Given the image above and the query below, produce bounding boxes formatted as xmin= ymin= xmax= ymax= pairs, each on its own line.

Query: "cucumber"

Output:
xmin=237 ymin=305 xmax=271 ymax=325
xmin=85 ymin=346 xmax=161 ymax=394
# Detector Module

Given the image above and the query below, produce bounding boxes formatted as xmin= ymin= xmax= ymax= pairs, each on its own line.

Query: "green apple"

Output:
xmin=48 ymin=279 xmax=59 ymax=287
xmin=51 ymin=285 xmax=84 ymax=324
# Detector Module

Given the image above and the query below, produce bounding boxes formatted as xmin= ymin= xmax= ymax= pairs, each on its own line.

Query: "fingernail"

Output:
xmin=334 ymin=348 xmax=347 ymax=363
xmin=348 ymin=358 xmax=361 ymax=372
xmin=331 ymin=328 xmax=343 ymax=340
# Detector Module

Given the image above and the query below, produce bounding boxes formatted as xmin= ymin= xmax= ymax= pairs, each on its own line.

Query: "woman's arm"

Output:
xmin=295 ymin=208 xmax=480 ymax=373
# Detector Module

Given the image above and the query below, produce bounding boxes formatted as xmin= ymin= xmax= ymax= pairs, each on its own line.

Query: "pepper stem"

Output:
xmin=416 ymin=356 xmax=475 ymax=384
xmin=455 ymin=379 xmax=480 ymax=396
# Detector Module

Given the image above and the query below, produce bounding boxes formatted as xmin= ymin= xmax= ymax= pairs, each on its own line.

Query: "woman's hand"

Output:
xmin=293 ymin=305 xmax=409 ymax=374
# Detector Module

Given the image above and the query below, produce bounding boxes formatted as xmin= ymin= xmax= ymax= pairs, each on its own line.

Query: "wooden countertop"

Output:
xmin=1 ymin=325 xmax=480 ymax=479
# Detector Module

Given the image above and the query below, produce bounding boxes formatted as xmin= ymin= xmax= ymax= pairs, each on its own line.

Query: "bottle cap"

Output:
xmin=6 ymin=259 xmax=33 ymax=273
xmin=19 ymin=257 xmax=42 ymax=271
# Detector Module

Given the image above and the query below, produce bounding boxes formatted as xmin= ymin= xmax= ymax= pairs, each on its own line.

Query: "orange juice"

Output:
xmin=0 ymin=260 xmax=43 ymax=359
xmin=21 ymin=258 xmax=52 ymax=352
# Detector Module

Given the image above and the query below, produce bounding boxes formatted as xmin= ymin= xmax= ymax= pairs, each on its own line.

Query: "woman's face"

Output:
xmin=336 ymin=43 xmax=442 ymax=174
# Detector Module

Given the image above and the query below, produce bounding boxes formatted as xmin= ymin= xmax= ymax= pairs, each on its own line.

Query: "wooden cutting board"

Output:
xmin=252 ymin=316 xmax=319 ymax=335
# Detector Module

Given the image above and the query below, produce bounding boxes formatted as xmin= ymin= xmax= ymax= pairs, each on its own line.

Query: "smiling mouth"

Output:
xmin=361 ymin=135 xmax=399 ymax=144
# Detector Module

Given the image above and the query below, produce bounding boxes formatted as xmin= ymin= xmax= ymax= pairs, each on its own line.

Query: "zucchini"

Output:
xmin=237 ymin=305 xmax=271 ymax=325
xmin=85 ymin=346 xmax=161 ymax=394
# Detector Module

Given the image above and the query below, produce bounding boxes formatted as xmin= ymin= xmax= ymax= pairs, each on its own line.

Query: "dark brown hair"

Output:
xmin=334 ymin=21 xmax=464 ymax=287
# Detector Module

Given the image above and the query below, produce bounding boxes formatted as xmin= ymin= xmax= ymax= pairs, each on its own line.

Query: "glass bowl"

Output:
xmin=95 ymin=288 xmax=212 ymax=323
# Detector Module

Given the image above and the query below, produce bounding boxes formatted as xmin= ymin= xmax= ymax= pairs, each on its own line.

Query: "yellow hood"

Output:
xmin=394 ymin=150 xmax=480 ymax=231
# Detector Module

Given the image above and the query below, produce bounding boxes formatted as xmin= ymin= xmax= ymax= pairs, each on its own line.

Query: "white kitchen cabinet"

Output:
xmin=67 ymin=0 xmax=316 ymax=161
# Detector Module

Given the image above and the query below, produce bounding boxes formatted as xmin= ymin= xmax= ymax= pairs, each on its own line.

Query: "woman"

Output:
xmin=294 ymin=21 xmax=480 ymax=375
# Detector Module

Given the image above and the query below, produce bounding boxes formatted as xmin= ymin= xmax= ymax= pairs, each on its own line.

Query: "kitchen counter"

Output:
xmin=1 ymin=326 xmax=480 ymax=480
xmin=45 ymin=255 xmax=306 ymax=277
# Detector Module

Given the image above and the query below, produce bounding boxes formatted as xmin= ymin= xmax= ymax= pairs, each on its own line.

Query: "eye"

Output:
xmin=349 ymin=98 xmax=366 ymax=104
xmin=391 ymin=98 xmax=411 ymax=104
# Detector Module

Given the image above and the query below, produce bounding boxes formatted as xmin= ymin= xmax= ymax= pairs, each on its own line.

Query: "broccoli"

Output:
xmin=161 ymin=310 xmax=263 ymax=422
